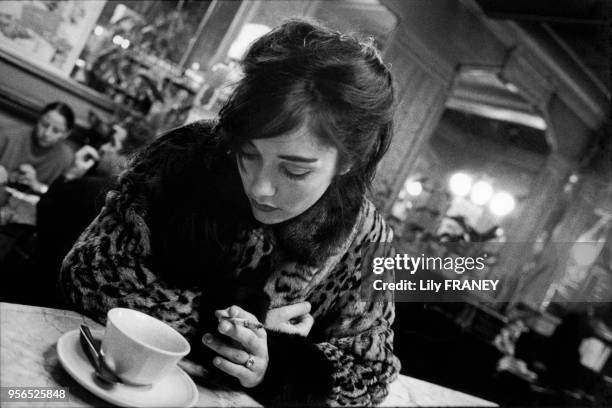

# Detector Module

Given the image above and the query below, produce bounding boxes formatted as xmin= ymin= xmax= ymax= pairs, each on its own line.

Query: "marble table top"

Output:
xmin=1 ymin=302 xmax=497 ymax=407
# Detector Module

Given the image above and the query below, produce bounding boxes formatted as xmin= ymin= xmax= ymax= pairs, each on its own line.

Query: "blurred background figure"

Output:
xmin=0 ymin=114 xmax=154 ymax=308
xmin=35 ymin=118 xmax=155 ymax=307
xmin=0 ymin=102 xmax=75 ymax=200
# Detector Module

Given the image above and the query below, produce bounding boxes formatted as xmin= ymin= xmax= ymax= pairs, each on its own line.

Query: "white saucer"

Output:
xmin=57 ymin=329 xmax=198 ymax=407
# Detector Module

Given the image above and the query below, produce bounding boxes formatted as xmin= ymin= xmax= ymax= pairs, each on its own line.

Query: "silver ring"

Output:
xmin=244 ymin=354 xmax=255 ymax=369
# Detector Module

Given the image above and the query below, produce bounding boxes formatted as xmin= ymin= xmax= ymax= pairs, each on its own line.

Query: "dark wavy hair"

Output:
xmin=218 ymin=19 xmax=394 ymax=194
xmin=123 ymin=19 xmax=395 ymax=284
xmin=40 ymin=102 xmax=75 ymax=131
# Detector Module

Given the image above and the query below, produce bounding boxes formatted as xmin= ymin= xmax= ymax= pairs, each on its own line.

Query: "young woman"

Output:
xmin=60 ymin=20 xmax=400 ymax=406
xmin=0 ymin=102 xmax=75 ymax=194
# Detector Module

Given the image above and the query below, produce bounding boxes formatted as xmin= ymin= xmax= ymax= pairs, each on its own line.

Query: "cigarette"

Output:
xmin=222 ymin=317 xmax=265 ymax=330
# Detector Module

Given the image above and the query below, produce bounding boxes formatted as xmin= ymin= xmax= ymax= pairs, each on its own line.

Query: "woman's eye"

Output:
xmin=282 ymin=167 xmax=311 ymax=180
xmin=237 ymin=150 xmax=257 ymax=160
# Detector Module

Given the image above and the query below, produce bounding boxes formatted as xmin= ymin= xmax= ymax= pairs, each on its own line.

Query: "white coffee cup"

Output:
xmin=101 ymin=308 xmax=191 ymax=385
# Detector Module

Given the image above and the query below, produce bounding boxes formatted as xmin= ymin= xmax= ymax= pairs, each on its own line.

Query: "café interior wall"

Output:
xmin=382 ymin=0 xmax=510 ymax=77
xmin=374 ymin=0 xmax=521 ymax=215
xmin=491 ymin=95 xmax=602 ymax=306
xmin=506 ymin=107 xmax=611 ymax=308
xmin=377 ymin=0 xmax=609 ymax=307
xmin=0 ymin=50 xmax=115 ymax=131
xmin=519 ymin=174 xmax=612 ymax=309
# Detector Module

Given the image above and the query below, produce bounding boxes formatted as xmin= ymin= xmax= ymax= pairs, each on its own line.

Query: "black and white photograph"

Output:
xmin=0 ymin=1 xmax=610 ymax=407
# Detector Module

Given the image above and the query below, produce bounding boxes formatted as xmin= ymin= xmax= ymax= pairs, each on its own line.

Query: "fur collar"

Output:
xmin=269 ymin=175 xmax=365 ymax=266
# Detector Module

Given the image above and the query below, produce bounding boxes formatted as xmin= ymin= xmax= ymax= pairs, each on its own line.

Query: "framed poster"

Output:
xmin=0 ymin=0 xmax=106 ymax=77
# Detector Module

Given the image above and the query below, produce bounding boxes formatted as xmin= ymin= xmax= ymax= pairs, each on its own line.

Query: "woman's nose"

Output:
xmin=250 ymin=172 xmax=276 ymax=198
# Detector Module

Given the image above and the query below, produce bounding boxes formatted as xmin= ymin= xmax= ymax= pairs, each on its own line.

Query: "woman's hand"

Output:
xmin=265 ymin=302 xmax=314 ymax=337
xmin=202 ymin=305 xmax=268 ymax=388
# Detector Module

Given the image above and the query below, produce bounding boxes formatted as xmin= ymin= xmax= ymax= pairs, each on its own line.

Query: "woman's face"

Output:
xmin=35 ymin=110 xmax=70 ymax=148
xmin=237 ymin=126 xmax=339 ymax=224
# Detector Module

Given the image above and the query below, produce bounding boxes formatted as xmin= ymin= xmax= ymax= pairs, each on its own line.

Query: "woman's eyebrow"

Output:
xmin=277 ymin=155 xmax=318 ymax=163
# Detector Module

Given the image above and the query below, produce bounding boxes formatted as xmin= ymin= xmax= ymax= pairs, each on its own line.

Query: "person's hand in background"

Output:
xmin=64 ymin=145 xmax=100 ymax=180
xmin=15 ymin=164 xmax=47 ymax=194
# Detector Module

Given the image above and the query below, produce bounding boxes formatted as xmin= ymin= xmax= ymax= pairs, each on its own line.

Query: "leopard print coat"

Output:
xmin=59 ymin=124 xmax=400 ymax=406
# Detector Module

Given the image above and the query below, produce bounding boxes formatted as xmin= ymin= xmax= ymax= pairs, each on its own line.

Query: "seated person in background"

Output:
xmin=96 ymin=119 xmax=155 ymax=177
xmin=61 ymin=119 xmax=152 ymax=181
xmin=0 ymin=102 xmax=75 ymax=276
xmin=0 ymin=102 xmax=75 ymax=196
xmin=36 ymin=120 xmax=154 ymax=307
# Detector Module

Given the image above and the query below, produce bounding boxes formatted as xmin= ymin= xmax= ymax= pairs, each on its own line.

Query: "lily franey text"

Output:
xmin=373 ymin=279 xmax=500 ymax=292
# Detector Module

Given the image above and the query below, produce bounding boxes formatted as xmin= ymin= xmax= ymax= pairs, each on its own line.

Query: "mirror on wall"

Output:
xmin=68 ymin=0 xmax=219 ymax=127
xmin=388 ymin=67 xmax=551 ymax=287
xmin=0 ymin=0 xmax=397 ymax=133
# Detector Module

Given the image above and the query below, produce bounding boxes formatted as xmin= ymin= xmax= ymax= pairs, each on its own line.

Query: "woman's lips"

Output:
xmin=250 ymin=198 xmax=278 ymax=213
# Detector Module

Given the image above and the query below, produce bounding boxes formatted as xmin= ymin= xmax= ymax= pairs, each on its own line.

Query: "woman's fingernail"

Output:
xmin=214 ymin=358 xmax=221 ymax=366
xmin=203 ymin=333 xmax=212 ymax=344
